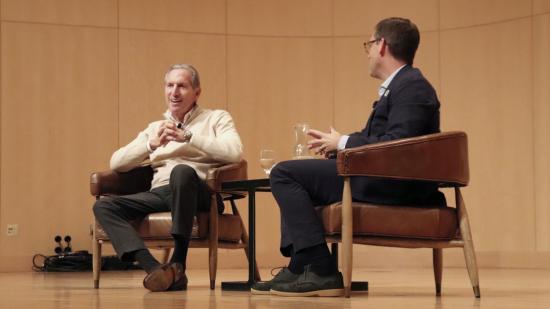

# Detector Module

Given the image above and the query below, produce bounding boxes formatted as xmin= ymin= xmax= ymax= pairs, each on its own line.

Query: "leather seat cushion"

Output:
xmin=95 ymin=212 xmax=243 ymax=242
xmin=316 ymin=202 xmax=458 ymax=240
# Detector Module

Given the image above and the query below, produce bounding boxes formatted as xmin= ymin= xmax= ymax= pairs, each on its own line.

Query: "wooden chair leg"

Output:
xmin=208 ymin=246 xmax=218 ymax=290
xmin=342 ymin=178 xmax=353 ymax=298
xmin=93 ymin=237 xmax=102 ymax=289
xmin=161 ymin=248 xmax=172 ymax=264
xmin=463 ymin=238 xmax=480 ymax=298
xmin=433 ymin=248 xmax=442 ymax=296
xmin=209 ymin=195 xmax=219 ymax=290
xmin=231 ymin=199 xmax=261 ymax=281
xmin=456 ymin=188 xmax=481 ymax=298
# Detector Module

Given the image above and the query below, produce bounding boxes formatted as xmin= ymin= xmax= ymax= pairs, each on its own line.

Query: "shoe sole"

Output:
xmin=270 ymin=288 xmax=344 ymax=297
xmin=143 ymin=266 xmax=175 ymax=292
xmin=250 ymin=288 xmax=271 ymax=295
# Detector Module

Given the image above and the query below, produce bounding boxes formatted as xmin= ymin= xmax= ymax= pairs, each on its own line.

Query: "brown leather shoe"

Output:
xmin=167 ymin=273 xmax=188 ymax=291
xmin=143 ymin=263 xmax=186 ymax=292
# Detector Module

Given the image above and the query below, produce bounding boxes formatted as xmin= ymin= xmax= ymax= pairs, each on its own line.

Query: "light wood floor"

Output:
xmin=1 ymin=267 xmax=549 ymax=308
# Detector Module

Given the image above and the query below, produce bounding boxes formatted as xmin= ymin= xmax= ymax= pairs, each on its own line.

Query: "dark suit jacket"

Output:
xmin=346 ymin=65 xmax=445 ymax=206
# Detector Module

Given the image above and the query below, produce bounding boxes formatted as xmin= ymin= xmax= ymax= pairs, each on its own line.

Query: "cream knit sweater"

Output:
xmin=110 ymin=105 xmax=243 ymax=189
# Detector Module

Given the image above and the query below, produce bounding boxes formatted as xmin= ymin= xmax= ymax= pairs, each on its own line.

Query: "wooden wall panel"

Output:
xmin=440 ymin=0 xmax=531 ymax=29
xmin=0 ymin=0 xmax=116 ymax=27
xmin=227 ymin=36 xmax=333 ymax=259
xmin=413 ymin=32 xmax=440 ymax=92
xmin=227 ymin=0 xmax=332 ymax=36
xmin=440 ymin=19 xmax=534 ymax=251
xmin=333 ymin=37 xmax=376 ymax=134
xmin=119 ymin=0 xmax=225 ymax=33
xmin=227 ymin=36 xmax=333 ymax=170
xmin=534 ymin=14 xmax=550 ymax=251
xmin=1 ymin=0 xmax=550 ymax=272
xmin=0 ymin=22 xmax=117 ymax=270
xmin=534 ymin=0 xmax=550 ymax=14
xmin=334 ymin=0 xmax=439 ymax=36
xmin=0 ymin=4 xmax=3 ymax=267
xmin=118 ymin=30 xmax=226 ymax=145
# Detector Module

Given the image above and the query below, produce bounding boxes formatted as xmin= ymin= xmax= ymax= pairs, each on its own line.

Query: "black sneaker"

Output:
xmin=270 ymin=264 xmax=344 ymax=297
xmin=251 ymin=267 xmax=299 ymax=295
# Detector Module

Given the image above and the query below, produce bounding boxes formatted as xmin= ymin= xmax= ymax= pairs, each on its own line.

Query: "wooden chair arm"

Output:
xmin=91 ymin=160 xmax=248 ymax=196
xmin=336 ymin=131 xmax=469 ymax=186
xmin=206 ymin=160 xmax=248 ymax=192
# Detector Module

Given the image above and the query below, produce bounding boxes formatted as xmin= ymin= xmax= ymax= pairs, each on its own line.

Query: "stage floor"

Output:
xmin=0 ymin=267 xmax=549 ymax=308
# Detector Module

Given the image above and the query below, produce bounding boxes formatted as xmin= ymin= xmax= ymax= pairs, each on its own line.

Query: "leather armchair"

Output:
xmin=318 ymin=131 xmax=480 ymax=298
xmin=90 ymin=160 xmax=259 ymax=289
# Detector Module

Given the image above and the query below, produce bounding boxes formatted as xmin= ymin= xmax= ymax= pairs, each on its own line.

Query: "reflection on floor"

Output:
xmin=0 ymin=267 xmax=549 ymax=309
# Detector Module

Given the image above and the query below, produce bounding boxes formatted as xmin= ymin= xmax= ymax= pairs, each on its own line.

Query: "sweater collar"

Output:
xmin=163 ymin=104 xmax=201 ymax=126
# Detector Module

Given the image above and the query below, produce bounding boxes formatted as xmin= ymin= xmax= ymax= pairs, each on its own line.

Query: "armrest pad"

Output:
xmin=206 ymin=160 xmax=248 ymax=191
xmin=90 ymin=166 xmax=153 ymax=196
xmin=336 ymin=131 xmax=469 ymax=186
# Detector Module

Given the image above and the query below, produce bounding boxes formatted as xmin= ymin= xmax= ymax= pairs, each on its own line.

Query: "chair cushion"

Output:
xmin=95 ymin=212 xmax=243 ymax=242
xmin=316 ymin=202 xmax=458 ymax=240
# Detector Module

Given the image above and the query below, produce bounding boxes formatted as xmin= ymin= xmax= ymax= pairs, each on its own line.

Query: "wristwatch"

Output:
xmin=182 ymin=129 xmax=193 ymax=142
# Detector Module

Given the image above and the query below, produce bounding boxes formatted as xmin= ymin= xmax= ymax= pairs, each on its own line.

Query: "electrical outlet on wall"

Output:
xmin=6 ymin=224 xmax=19 ymax=236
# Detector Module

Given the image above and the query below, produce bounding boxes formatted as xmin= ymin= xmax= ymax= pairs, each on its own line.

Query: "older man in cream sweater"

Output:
xmin=93 ymin=64 xmax=242 ymax=292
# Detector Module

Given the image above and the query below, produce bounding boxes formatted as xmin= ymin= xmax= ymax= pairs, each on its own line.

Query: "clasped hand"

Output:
xmin=307 ymin=127 xmax=341 ymax=157
xmin=148 ymin=121 xmax=189 ymax=151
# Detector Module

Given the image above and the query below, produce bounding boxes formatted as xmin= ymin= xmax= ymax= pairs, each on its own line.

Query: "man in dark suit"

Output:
xmin=252 ymin=17 xmax=444 ymax=297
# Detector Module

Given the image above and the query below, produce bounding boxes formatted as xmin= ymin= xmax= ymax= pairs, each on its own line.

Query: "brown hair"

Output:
xmin=374 ymin=17 xmax=420 ymax=65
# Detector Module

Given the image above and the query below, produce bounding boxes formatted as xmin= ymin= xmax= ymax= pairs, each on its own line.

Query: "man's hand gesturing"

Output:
xmin=148 ymin=121 xmax=192 ymax=151
xmin=307 ymin=127 xmax=341 ymax=157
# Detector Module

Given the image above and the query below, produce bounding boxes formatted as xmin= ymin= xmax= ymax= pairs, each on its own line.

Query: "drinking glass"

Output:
xmin=259 ymin=149 xmax=276 ymax=176
xmin=293 ymin=123 xmax=313 ymax=159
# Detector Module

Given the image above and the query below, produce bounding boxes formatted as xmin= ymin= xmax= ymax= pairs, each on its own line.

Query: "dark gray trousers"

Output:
xmin=93 ymin=164 xmax=211 ymax=261
xmin=270 ymin=159 xmax=344 ymax=257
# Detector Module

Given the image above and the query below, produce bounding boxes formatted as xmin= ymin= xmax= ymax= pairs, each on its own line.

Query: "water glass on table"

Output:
xmin=259 ymin=149 xmax=277 ymax=176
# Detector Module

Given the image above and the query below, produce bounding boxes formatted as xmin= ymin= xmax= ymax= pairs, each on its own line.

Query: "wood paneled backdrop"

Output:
xmin=1 ymin=0 xmax=550 ymax=272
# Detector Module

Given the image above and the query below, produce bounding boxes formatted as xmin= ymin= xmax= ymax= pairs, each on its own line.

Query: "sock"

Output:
xmin=132 ymin=249 xmax=160 ymax=274
xmin=309 ymin=255 xmax=338 ymax=276
xmin=288 ymin=243 xmax=333 ymax=274
xmin=170 ymin=236 xmax=190 ymax=270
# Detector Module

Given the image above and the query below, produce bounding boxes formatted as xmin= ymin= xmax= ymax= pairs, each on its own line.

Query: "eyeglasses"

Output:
xmin=363 ymin=39 xmax=380 ymax=53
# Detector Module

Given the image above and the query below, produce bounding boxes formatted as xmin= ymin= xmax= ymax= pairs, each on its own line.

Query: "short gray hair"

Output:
xmin=164 ymin=64 xmax=201 ymax=89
